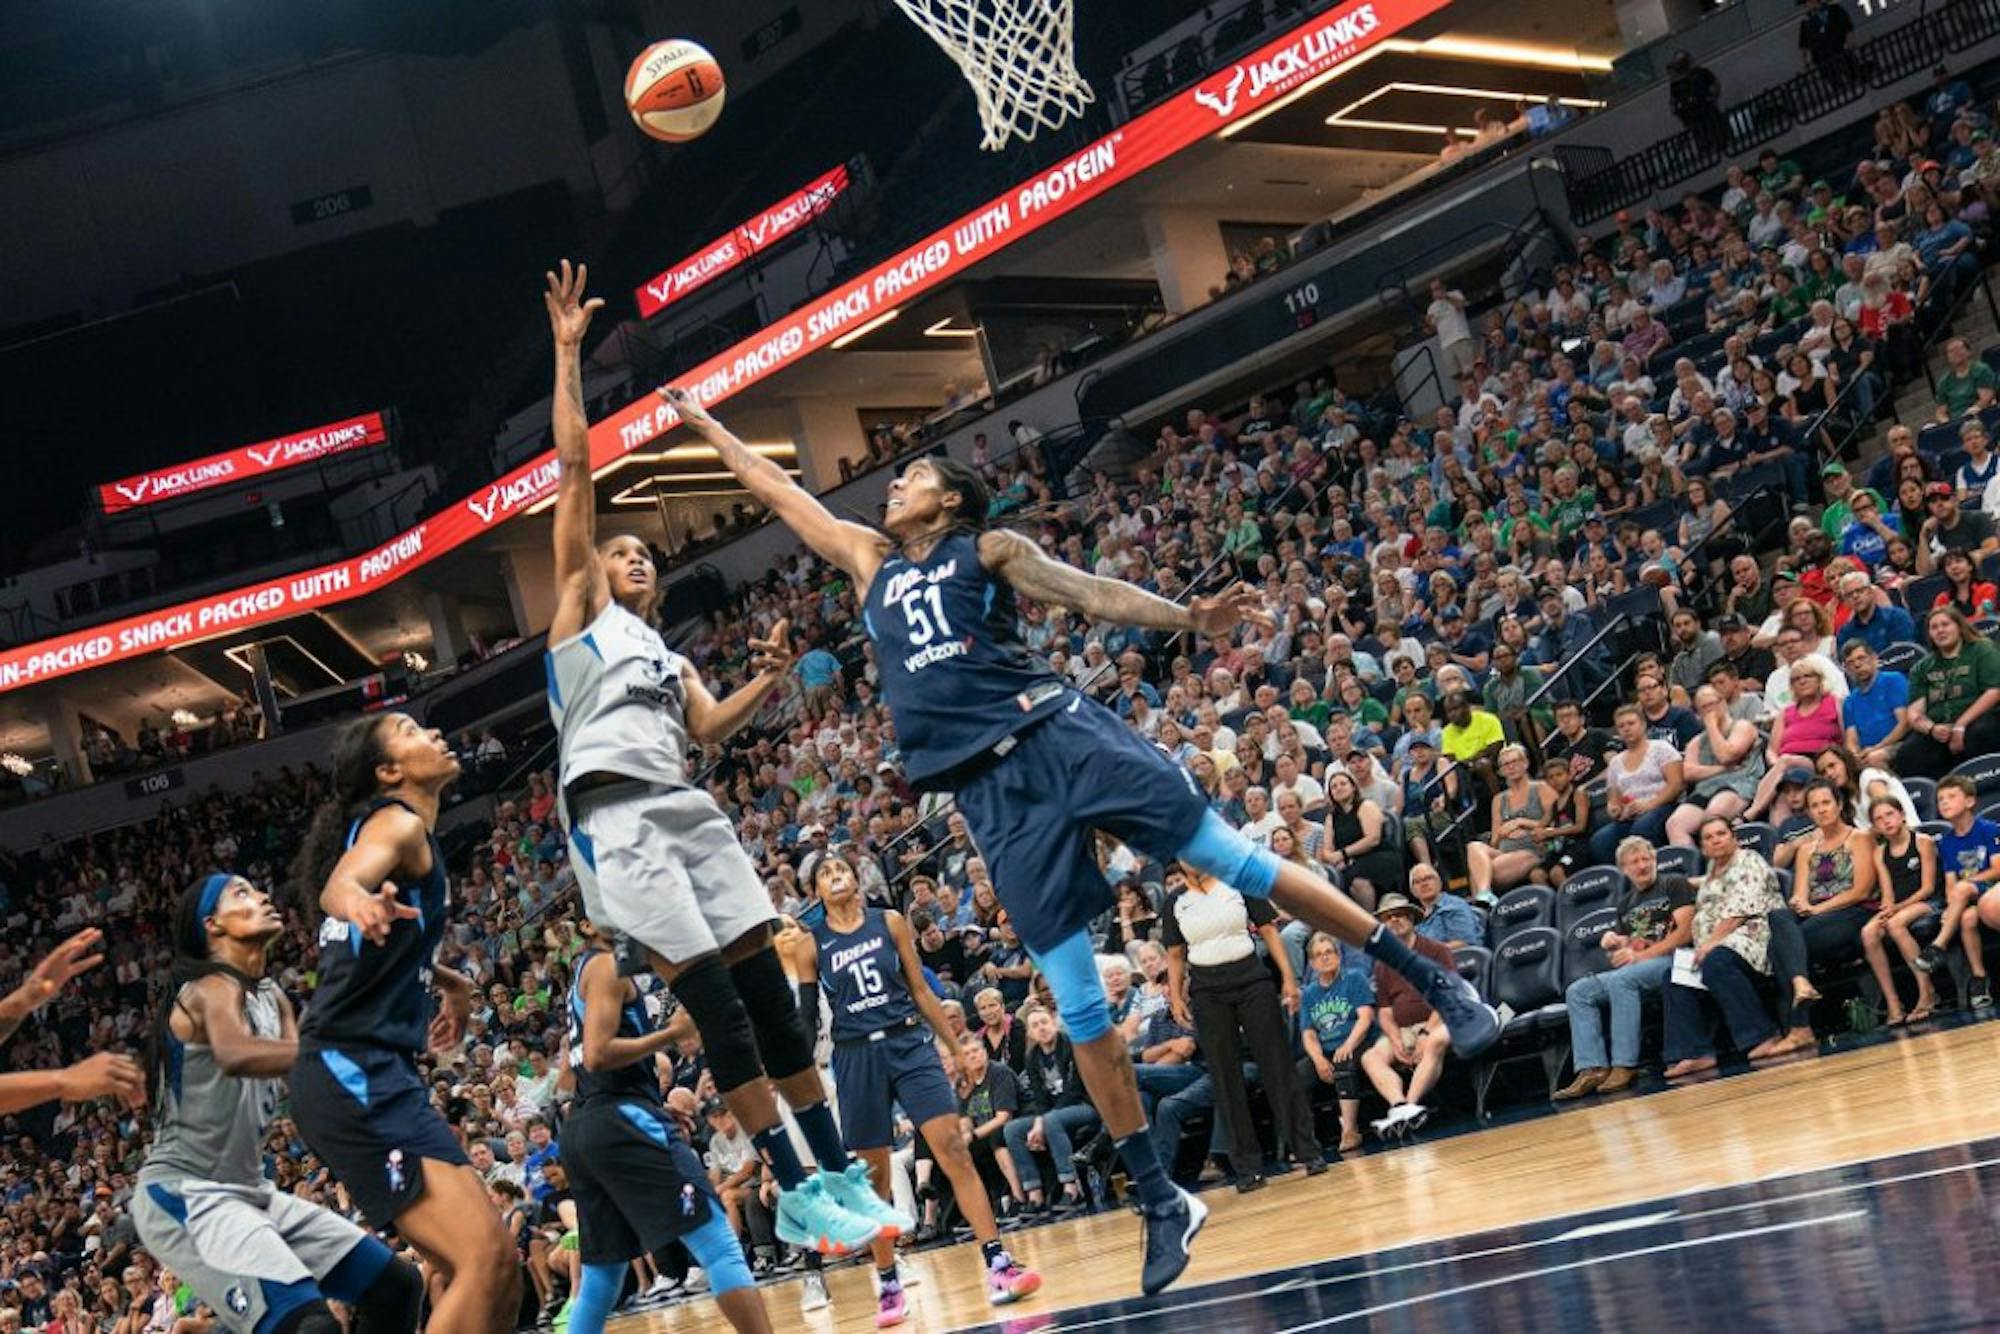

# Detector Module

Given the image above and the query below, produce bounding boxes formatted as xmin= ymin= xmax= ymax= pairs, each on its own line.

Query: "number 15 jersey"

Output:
xmin=810 ymin=907 xmax=920 ymax=1042
xmin=862 ymin=530 xmax=1066 ymax=788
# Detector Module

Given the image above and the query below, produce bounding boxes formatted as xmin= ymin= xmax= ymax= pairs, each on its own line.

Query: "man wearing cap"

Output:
xmin=1819 ymin=463 xmax=1868 ymax=538
xmin=1531 ymin=591 xmax=1610 ymax=697
xmin=1740 ymin=397 xmax=1810 ymax=505
xmin=1836 ymin=487 xmax=1902 ymax=569
xmin=1357 ymin=894 xmax=1456 ymax=1137
xmin=1916 ymin=481 xmax=2000 ymax=573
xmin=1435 ymin=605 xmax=1491 ymax=675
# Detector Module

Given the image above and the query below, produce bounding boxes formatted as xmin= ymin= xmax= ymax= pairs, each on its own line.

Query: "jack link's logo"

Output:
xmin=1194 ymin=66 xmax=1246 ymax=118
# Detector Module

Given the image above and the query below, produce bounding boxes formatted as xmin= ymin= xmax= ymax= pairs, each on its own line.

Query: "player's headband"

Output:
xmin=197 ymin=873 xmax=234 ymax=923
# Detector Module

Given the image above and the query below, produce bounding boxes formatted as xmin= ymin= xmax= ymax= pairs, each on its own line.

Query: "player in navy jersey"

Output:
xmin=286 ymin=713 xmax=519 ymax=1334
xmin=675 ymin=385 xmax=1499 ymax=1295
xmin=562 ymin=921 xmax=772 ymax=1334
xmin=802 ymin=855 xmax=1040 ymax=1325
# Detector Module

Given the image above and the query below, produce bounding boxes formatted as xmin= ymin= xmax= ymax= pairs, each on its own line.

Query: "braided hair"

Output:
xmin=927 ymin=456 xmax=992 ymax=536
xmin=288 ymin=714 xmax=395 ymax=915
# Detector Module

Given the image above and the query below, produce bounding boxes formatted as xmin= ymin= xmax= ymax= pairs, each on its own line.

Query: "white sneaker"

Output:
xmin=681 ymin=1266 xmax=708 ymax=1294
xmin=645 ymin=1276 xmax=675 ymax=1297
xmin=801 ymin=1270 xmax=830 ymax=1311
xmin=1370 ymin=1108 xmax=1407 ymax=1138
xmin=1391 ymin=1102 xmax=1429 ymax=1132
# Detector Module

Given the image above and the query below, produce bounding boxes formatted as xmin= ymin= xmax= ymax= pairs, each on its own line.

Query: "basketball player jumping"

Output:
xmin=543 ymin=262 xmax=894 ymax=1256
xmin=672 ymin=384 xmax=1500 ymax=1294
xmin=803 ymin=854 xmax=1041 ymax=1325
xmin=135 ymin=874 xmax=425 ymax=1334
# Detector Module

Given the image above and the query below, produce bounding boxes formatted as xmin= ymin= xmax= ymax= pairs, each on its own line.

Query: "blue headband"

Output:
xmin=197 ymin=874 xmax=233 ymax=923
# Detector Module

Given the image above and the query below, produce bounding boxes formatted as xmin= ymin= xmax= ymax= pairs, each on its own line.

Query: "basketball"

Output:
xmin=625 ymin=39 xmax=726 ymax=142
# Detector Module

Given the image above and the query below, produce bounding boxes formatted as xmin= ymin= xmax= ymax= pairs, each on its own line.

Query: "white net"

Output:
xmin=892 ymin=0 xmax=1095 ymax=151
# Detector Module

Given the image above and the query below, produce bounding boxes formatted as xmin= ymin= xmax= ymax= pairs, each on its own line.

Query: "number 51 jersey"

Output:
xmin=862 ymin=530 xmax=1067 ymax=789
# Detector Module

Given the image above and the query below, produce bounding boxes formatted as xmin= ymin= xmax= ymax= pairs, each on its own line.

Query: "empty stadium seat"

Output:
xmin=1555 ymin=868 xmax=1627 ymax=935
xmin=1735 ymin=822 xmax=1777 ymax=862
xmin=1453 ymin=945 xmax=1493 ymax=1001
xmin=1469 ymin=926 xmax=1570 ymax=1116
xmin=1490 ymin=884 xmax=1557 ymax=946
xmin=1904 ymin=777 xmax=1939 ymax=822
xmin=1876 ymin=641 xmax=1926 ymax=674
xmin=1948 ymin=754 xmax=2000 ymax=798
xmin=1653 ymin=845 xmax=1701 ymax=878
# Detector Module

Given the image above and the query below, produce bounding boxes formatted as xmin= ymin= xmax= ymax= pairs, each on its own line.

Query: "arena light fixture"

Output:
xmin=524 ymin=442 xmax=799 ymax=514
xmin=923 ymin=318 xmax=980 ymax=338
xmin=830 ymin=308 xmax=903 ymax=349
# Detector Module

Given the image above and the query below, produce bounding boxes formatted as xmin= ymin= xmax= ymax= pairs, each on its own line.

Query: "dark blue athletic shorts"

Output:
xmin=290 ymin=1045 xmax=469 ymax=1229
xmin=831 ymin=1026 xmax=960 ymax=1150
xmin=953 ymin=690 xmax=1210 ymax=955
xmin=561 ymin=1097 xmax=719 ymax=1266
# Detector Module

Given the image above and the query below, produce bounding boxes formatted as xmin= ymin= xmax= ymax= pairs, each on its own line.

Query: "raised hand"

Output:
xmin=749 ymin=618 xmax=793 ymax=676
xmin=30 ymin=928 xmax=108 ymax=1003
xmin=543 ymin=259 xmax=604 ymax=347
xmin=658 ymin=385 xmax=720 ymax=433
xmin=1186 ymin=581 xmax=1274 ymax=635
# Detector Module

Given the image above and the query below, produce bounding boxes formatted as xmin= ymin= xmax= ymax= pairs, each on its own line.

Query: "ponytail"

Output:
xmin=288 ymin=715 xmax=393 ymax=916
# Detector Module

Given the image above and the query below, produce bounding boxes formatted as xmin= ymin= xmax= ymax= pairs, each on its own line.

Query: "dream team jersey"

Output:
xmin=300 ymin=799 xmax=451 ymax=1057
xmin=141 ymin=978 xmax=286 ymax=1188
xmin=810 ymin=908 xmax=920 ymax=1043
xmin=863 ymin=531 xmax=1067 ymax=787
xmin=565 ymin=949 xmax=669 ymax=1110
xmin=549 ymin=600 xmax=694 ymax=793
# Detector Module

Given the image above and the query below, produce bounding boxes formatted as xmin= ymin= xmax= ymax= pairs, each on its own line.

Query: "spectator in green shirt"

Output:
xmin=1758 ymin=148 xmax=1805 ymax=198
xmin=1900 ymin=605 xmax=2000 ymax=777
xmin=1935 ymin=336 xmax=1999 ymax=422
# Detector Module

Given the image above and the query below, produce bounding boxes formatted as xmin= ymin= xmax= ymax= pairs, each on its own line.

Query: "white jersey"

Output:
xmin=550 ymin=601 xmax=694 ymax=792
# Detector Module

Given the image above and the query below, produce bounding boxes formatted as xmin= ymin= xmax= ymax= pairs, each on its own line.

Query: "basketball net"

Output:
xmin=892 ymin=0 xmax=1095 ymax=151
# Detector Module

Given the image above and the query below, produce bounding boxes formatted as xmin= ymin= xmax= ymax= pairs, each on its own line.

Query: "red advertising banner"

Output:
xmin=0 ymin=0 xmax=1445 ymax=694
xmin=97 ymin=411 xmax=390 ymax=513
xmin=634 ymin=164 xmax=853 ymax=317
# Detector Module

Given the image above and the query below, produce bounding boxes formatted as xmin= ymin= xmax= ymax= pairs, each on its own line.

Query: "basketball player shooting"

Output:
xmin=668 ymin=382 xmax=1500 ymax=1294
xmin=543 ymin=263 xmax=897 ymax=1258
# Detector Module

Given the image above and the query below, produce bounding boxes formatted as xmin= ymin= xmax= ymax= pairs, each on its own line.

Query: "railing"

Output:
xmin=1559 ymin=0 xmax=2000 ymax=224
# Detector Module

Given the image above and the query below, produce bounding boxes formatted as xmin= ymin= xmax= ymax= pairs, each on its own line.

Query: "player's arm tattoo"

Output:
xmin=978 ymin=529 xmax=1193 ymax=632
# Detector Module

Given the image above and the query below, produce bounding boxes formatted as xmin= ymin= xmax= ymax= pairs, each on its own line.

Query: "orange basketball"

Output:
xmin=625 ymin=39 xmax=726 ymax=142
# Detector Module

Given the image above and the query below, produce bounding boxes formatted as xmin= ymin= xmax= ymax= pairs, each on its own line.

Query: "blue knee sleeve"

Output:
xmin=1178 ymin=808 xmax=1281 ymax=898
xmin=1026 ymin=931 xmax=1113 ymax=1043
xmin=683 ymin=1212 xmax=754 ymax=1297
xmin=569 ymin=1263 xmax=624 ymax=1334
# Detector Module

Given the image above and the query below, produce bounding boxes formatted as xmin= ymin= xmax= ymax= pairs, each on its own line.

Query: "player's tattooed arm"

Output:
xmin=978 ymin=528 xmax=1274 ymax=636
xmin=661 ymin=387 xmax=889 ymax=584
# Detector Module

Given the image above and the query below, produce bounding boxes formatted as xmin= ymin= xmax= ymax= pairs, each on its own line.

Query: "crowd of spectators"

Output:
xmin=8 ymin=61 xmax=2000 ymax=1331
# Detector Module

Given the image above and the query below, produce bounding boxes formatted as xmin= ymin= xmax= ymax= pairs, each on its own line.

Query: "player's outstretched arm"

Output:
xmin=0 ymin=928 xmax=106 ymax=1049
xmin=681 ymin=617 xmax=793 ymax=744
xmin=546 ymin=260 xmax=610 ymax=641
xmin=661 ymin=387 xmax=888 ymax=584
xmin=978 ymin=528 xmax=1273 ymax=635
xmin=0 ymin=1051 xmax=144 ymax=1116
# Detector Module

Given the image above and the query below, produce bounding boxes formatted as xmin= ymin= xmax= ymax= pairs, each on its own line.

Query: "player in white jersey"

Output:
xmin=543 ymin=261 xmax=897 ymax=1257
xmin=133 ymin=874 xmax=424 ymax=1334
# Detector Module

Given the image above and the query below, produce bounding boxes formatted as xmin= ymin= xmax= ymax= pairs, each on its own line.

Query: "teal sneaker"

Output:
xmin=821 ymin=1161 xmax=915 ymax=1238
xmin=774 ymin=1175 xmax=882 ymax=1256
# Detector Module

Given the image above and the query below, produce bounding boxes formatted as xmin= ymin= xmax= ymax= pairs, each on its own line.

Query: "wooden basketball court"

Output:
xmin=622 ymin=1020 xmax=2000 ymax=1331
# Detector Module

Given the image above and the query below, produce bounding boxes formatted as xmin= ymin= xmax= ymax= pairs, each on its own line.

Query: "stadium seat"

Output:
xmin=1562 ymin=907 xmax=1621 ymax=985
xmin=1876 ymin=641 xmax=1926 ymax=673
xmin=1903 ymin=776 xmax=1939 ymax=822
xmin=1653 ymin=845 xmax=1701 ymax=878
xmin=1948 ymin=754 xmax=2000 ymax=799
xmin=1453 ymin=945 xmax=1494 ymax=1001
xmin=1554 ymin=867 xmax=1626 ymax=935
xmin=1490 ymin=884 xmax=1557 ymax=946
xmin=1734 ymin=822 xmax=1777 ymax=862
xmin=1470 ymin=926 xmax=1570 ymax=1117
xmin=1899 ymin=576 xmax=1947 ymax=618
xmin=1774 ymin=867 xmax=1793 ymax=897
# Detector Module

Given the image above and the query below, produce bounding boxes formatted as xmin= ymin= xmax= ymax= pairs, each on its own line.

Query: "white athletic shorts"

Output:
xmin=569 ymin=783 xmax=776 ymax=963
xmin=132 ymin=1177 xmax=369 ymax=1332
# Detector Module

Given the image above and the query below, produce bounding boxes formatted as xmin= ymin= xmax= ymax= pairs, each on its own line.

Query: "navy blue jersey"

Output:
xmin=863 ymin=531 xmax=1067 ymax=787
xmin=566 ymin=949 xmax=668 ymax=1110
xmin=811 ymin=908 xmax=920 ymax=1043
xmin=301 ymin=798 xmax=451 ymax=1057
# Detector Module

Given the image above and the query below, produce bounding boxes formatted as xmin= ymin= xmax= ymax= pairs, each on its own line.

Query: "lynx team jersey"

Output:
xmin=863 ymin=531 xmax=1067 ymax=787
xmin=300 ymin=798 xmax=451 ymax=1057
xmin=810 ymin=907 xmax=920 ymax=1043
xmin=566 ymin=949 xmax=670 ymax=1110
xmin=549 ymin=601 xmax=694 ymax=793
xmin=141 ymin=978 xmax=286 ymax=1188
